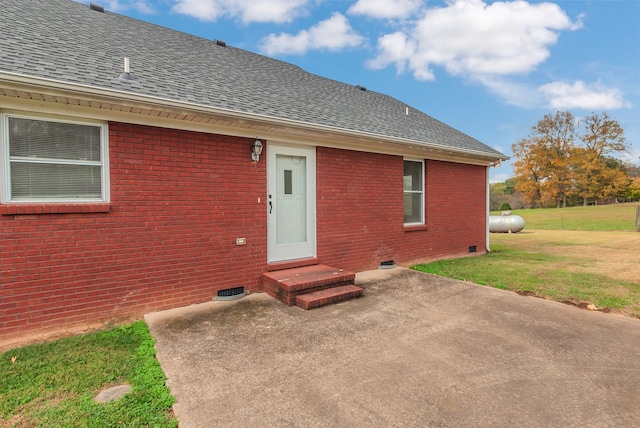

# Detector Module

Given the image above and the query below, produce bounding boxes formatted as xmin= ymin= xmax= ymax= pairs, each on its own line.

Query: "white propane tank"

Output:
xmin=489 ymin=211 xmax=525 ymax=233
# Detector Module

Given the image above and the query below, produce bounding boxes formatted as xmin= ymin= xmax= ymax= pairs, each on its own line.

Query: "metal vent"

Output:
xmin=469 ymin=246 xmax=477 ymax=253
xmin=215 ymin=286 xmax=248 ymax=301
xmin=355 ymin=85 xmax=367 ymax=91
xmin=90 ymin=3 xmax=105 ymax=12
xmin=214 ymin=39 xmax=227 ymax=47
xmin=379 ymin=260 xmax=396 ymax=269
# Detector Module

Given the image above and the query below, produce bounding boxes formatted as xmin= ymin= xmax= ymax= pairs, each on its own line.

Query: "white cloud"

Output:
xmin=367 ymin=32 xmax=419 ymax=75
xmin=367 ymin=0 xmax=580 ymax=81
xmin=133 ymin=1 xmax=156 ymax=14
xmin=474 ymin=75 xmax=543 ymax=109
xmin=539 ymin=80 xmax=631 ymax=110
xmin=348 ymin=0 xmax=423 ymax=20
xmin=260 ymin=13 xmax=364 ymax=56
xmin=171 ymin=0 xmax=309 ymax=23
xmin=172 ymin=0 xmax=222 ymax=21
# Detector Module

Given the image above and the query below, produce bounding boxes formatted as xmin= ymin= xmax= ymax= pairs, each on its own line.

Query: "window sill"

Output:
xmin=404 ymin=224 xmax=428 ymax=232
xmin=0 ymin=203 xmax=111 ymax=216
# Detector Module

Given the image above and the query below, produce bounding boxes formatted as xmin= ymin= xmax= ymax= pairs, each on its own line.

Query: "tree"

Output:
xmin=503 ymin=178 xmax=516 ymax=195
xmin=512 ymin=138 xmax=546 ymax=207
xmin=627 ymin=177 xmax=640 ymax=200
xmin=580 ymin=112 xmax=626 ymax=157
xmin=573 ymin=150 xmax=630 ymax=205
xmin=512 ymin=111 xmax=631 ymax=208
xmin=574 ymin=113 xmax=629 ymax=204
xmin=512 ymin=112 xmax=575 ymax=208
xmin=489 ymin=180 xmax=525 ymax=210
xmin=499 ymin=202 xmax=512 ymax=211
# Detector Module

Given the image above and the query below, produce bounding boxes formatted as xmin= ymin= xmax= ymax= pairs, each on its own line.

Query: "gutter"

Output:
xmin=486 ymin=166 xmax=491 ymax=253
xmin=0 ymin=72 xmax=509 ymax=163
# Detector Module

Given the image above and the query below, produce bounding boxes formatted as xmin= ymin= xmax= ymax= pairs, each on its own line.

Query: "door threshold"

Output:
xmin=266 ymin=257 xmax=319 ymax=271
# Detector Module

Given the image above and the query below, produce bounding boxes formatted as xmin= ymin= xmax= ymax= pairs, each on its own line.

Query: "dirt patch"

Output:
xmin=516 ymin=290 xmax=541 ymax=297
xmin=517 ymin=291 xmax=608 ymax=314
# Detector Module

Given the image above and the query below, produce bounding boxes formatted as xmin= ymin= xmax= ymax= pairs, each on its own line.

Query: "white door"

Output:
xmin=267 ymin=145 xmax=316 ymax=263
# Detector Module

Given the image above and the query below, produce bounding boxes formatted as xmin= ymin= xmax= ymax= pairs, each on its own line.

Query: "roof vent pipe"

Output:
xmin=214 ymin=39 xmax=227 ymax=47
xmin=119 ymin=57 xmax=135 ymax=81
xmin=90 ymin=3 xmax=105 ymax=12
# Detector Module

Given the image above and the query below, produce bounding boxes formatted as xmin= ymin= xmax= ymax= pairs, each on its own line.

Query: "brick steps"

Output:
xmin=262 ymin=264 xmax=363 ymax=309
xmin=296 ymin=285 xmax=364 ymax=310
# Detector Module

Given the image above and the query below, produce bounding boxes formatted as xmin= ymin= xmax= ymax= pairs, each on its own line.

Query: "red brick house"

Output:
xmin=0 ymin=0 xmax=507 ymax=345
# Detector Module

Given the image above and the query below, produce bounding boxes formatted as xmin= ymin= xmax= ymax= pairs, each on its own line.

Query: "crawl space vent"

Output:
xmin=378 ymin=260 xmax=396 ymax=269
xmin=214 ymin=286 xmax=248 ymax=301
xmin=469 ymin=246 xmax=477 ymax=253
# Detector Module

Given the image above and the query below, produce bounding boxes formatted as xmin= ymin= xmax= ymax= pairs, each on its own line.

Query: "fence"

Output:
xmin=490 ymin=203 xmax=640 ymax=232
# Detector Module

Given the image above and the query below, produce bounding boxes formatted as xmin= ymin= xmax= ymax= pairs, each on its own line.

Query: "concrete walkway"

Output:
xmin=145 ymin=268 xmax=640 ymax=427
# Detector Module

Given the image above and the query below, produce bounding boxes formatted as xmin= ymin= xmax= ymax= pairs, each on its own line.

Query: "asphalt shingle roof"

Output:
xmin=0 ymin=0 xmax=505 ymax=158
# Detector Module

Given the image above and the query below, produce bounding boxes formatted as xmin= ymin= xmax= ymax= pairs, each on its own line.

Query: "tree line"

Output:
xmin=502 ymin=111 xmax=640 ymax=209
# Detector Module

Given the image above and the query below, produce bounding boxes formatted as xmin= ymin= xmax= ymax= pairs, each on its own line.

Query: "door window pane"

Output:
xmin=284 ymin=170 xmax=293 ymax=195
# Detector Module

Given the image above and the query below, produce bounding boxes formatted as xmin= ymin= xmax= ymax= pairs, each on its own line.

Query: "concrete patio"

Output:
xmin=146 ymin=267 xmax=640 ymax=427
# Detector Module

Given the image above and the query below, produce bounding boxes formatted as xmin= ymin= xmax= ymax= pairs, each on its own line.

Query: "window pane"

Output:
xmin=284 ymin=170 xmax=293 ymax=195
xmin=9 ymin=117 xmax=101 ymax=161
xmin=11 ymin=162 xmax=102 ymax=198
xmin=403 ymin=161 xmax=422 ymax=191
xmin=404 ymin=193 xmax=423 ymax=223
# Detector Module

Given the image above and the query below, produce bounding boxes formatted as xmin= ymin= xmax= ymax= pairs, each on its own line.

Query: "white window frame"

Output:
xmin=403 ymin=158 xmax=425 ymax=225
xmin=0 ymin=112 xmax=110 ymax=203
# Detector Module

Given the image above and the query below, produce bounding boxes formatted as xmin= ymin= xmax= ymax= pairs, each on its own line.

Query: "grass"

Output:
xmin=491 ymin=202 xmax=639 ymax=231
xmin=411 ymin=232 xmax=640 ymax=318
xmin=0 ymin=321 xmax=177 ymax=428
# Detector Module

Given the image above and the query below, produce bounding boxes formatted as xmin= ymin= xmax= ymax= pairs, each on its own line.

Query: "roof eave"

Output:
xmin=0 ymin=72 xmax=509 ymax=163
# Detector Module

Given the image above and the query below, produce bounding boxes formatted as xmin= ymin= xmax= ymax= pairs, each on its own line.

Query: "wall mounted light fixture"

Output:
xmin=252 ymin=139 xmax=263 ymax=162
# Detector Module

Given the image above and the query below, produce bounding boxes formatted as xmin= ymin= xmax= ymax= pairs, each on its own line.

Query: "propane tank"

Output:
xmin=489 ymin=211 xmax=525 ymax=233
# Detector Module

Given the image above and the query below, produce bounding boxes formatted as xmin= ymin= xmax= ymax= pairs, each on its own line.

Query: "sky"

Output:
xmin=76 ymin=0 xmax=639 ymax=182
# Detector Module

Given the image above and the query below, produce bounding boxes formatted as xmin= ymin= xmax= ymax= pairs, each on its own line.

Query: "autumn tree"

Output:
xmin=512 ymin=111 xmax=630 ymax=208
xmin=512 ymin=137 xmax=546 ymax=207
xmin=573 ymin=113 xmax=630 ymax=204
xmin=580 ymin=112 xmax=626 ymax=157
xmin=572 ymin=150 xmax=630 ymax=205
xmin=627 ymin=177 xmax=640 ymax=200
xmin=512 ymin=111 xmax=576 ymax=208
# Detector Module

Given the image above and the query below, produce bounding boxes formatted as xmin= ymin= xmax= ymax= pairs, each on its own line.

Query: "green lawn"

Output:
xmin=0 ymin=321 xmax=177 ymax=427
xmin=491 ymin=203 xmax=639 ymax=231
xmin=412 ymin=231 xmax=640 ymax=318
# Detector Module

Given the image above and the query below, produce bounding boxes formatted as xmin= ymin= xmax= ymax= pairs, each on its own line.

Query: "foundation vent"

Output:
xmin=379 ymin=260 xmax=396 ymax=269
xmin=215 ymin=286 xmax=248 ymax=301
xmin=469 ymin=245 xmax=477 ymax=253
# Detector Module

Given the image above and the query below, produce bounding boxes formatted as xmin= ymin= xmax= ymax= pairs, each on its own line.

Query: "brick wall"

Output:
xmin=1 ymin=122 xmax=267 ymax=344
xmin=316 ymin=147 xmax=487 ymax=272
xmin=1 ymin=126 xmax=488 ymax=346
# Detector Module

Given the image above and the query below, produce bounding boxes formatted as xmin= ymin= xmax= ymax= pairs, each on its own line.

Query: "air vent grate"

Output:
xmin=215 ymin=286 xmax=248 ymax=301
xmin=379 ymin=260 xmax=396 ymax=269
